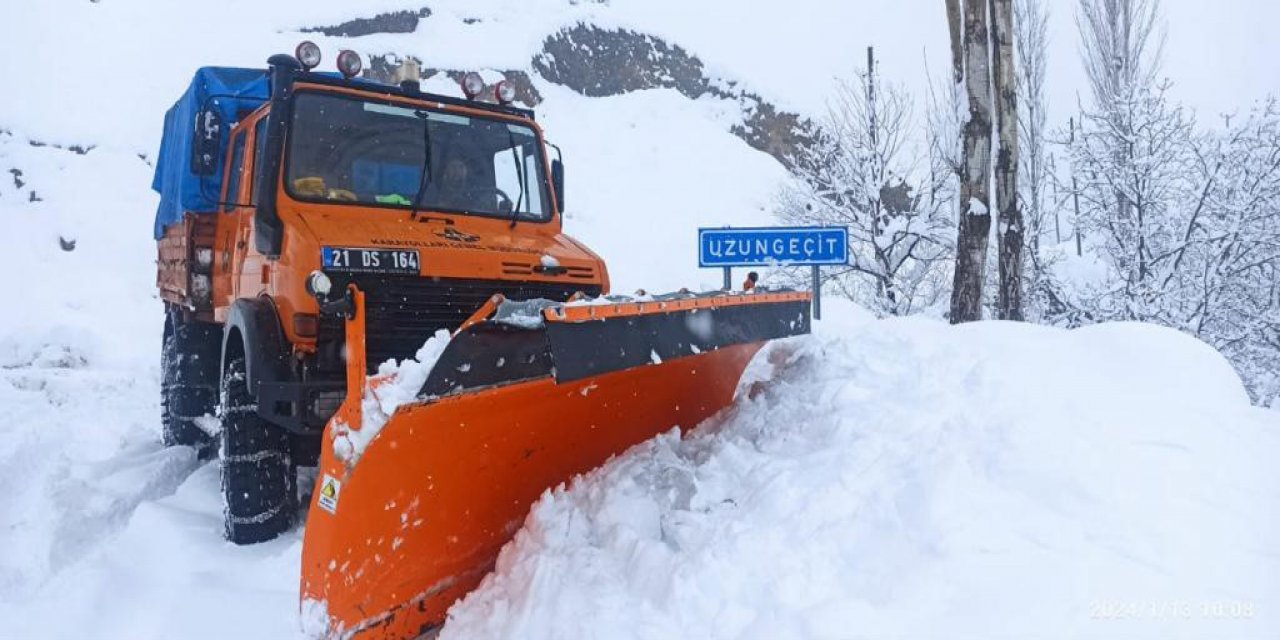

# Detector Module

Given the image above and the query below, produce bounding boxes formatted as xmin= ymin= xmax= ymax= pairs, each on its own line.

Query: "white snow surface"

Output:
xmin=967 ymin=197 xmax=989 ymax=217
xmin=443 ymin=316 xmax=1280 ymax=639
xmin=331 ymin=330 xmax=453 ymax=465
xmin=7 ymin=303 xmax=1278 ymax=638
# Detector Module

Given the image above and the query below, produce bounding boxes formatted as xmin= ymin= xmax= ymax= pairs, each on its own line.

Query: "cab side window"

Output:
xmin=492 ymin=142 xmax=544 ymax=217
xmin=251 ymin=117 xmax=268 ymax=206
xmin=224 ymin=130 xmax=247 ymax=211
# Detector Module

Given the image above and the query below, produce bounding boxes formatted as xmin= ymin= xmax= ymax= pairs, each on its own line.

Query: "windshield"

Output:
xmin=285 ymin=91 xmax=550 ymax=221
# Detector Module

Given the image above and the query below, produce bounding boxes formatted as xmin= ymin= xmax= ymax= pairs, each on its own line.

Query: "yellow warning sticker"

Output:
xmin=318 ymin=474 xmax=341 ymax=514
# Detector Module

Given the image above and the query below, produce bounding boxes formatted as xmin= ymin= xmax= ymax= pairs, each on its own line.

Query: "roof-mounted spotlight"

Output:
xmin=295 ymin=41 xmax=322 ymax=71
xmin=461 ymin=72 xmax=484 ymax=100
xmin=336 ymin=49 xmax=363 ymax=79
xmin=494 ymin=80 xmax=516 ymax=105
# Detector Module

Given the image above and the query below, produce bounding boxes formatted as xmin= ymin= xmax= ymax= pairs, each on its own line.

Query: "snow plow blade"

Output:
xmin=301 ymin=288 xmax=811 ymax=638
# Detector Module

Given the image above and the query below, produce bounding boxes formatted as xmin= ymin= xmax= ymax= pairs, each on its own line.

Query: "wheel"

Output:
xmin=219 ymin=355 xmax=297 ymax=544
xmin=160 ymin=309 xmax=219 ymax=451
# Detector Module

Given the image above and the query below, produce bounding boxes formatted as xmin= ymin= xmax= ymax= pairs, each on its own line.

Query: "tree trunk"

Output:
xmin=991 ymin=0 xmax=1023 ymax=320
xmin=948 ymin=0 xmax=994 ymax=323
xmin=945 ymin=0 xmax=964 ymax=84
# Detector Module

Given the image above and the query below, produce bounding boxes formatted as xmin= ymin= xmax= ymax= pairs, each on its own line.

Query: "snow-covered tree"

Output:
xmin=1075 ymin=0 xmax=1166 ymax=226
xmin=1177 ymin=101 xmax=1280 ymax=403
xmin=991 ymin=0 xmax=1024 ymax=321
xmin=1062 ymin=0 xmax=1280 ymax=403
xmin=946 ymin=0 xmax=996 ymax=323
xmin=776 ymin=57 xmax=953 ymax=317
xmin=1064 ymin=0 xmax=1186 ymax=317
xmin=925 ymin=55 xmax=965 ymax=210
xmin=1014 ymin=0 xmax=1064 ymax=320
xmin=1015 ymin=0 xmax=1050 ymax=245
xmin=1067 ymin=81 xmax=1197 ymax=317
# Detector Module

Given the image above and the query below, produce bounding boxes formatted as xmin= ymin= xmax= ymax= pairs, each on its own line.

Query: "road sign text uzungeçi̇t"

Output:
xmin=698 ymin=227 xmax=849 ymax=268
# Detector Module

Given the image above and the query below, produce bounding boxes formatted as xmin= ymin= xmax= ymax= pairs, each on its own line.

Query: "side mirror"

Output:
xmin=190 ymin=107 xmax=224 ymax=176
xmin=551 ymin=159 xmax=565 ymax=212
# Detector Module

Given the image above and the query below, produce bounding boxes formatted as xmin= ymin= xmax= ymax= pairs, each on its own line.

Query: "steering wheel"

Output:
xmin=469 ymin=187 xmax=515 ymax=213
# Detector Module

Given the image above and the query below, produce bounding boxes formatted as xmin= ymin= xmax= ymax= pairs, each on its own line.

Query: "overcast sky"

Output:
xmin=1044 ymin=0 xmax=1280 ymax=123
xmin=622 ymin=0 xmax=1280 ymax=130
xmin=690 ymin=0 xmax=1280 ymax=128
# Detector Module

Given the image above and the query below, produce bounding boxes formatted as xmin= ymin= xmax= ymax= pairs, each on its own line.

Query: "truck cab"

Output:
xmin=155 ymin=46 xmax=607 ymax=543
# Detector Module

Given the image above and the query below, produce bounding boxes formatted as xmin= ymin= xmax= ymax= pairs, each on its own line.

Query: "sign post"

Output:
xmin=811 ymin=264 xmax=822 ymax=320
xmin=698 ymin=226 xmax=848 ymax=320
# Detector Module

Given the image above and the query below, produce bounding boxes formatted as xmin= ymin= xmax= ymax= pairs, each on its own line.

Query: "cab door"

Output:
xmin=212 ymin=125 xmax=249 ymax=311
xmin=224 ymin=115 xmax=267 ymax=300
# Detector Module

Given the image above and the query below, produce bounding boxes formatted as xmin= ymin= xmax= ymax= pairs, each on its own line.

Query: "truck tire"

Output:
xmin=219 ymin=355 xmax=297 ymax=544
xmin=160 ymin=310 xmax=219 ymax=451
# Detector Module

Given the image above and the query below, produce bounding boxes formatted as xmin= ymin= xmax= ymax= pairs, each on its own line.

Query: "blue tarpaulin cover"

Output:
xmin=151 ymin=67 xmax=269 ymax=239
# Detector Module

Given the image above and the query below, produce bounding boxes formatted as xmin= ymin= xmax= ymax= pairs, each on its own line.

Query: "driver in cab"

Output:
xmin=429 ymin=157 xmax=512 ymax=214
xmin=434 ymin=158 xmax=478 ymax=211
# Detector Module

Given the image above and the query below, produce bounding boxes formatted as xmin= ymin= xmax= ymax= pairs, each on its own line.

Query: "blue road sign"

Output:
xmin=698 ymin=226 xmax=848 ymax=268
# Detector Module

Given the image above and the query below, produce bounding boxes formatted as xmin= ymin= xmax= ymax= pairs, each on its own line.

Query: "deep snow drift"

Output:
xmin=442 ymin=317 xmax=1280 ymax=639
xmin=6 ymin=310 xmax=1276 ymax=639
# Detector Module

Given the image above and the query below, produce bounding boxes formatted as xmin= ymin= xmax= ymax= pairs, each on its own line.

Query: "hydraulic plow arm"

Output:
xmin=334 ymin=286 xmax=367 ymax=439
xmin=301 ymin=288 xmax=811 ymax=638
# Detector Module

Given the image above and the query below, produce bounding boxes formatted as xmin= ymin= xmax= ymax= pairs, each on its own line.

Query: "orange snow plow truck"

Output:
xmin=153 ymin=43 xmax=811 ymax=637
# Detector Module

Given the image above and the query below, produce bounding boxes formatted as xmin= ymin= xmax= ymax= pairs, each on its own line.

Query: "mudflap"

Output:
xmin=300 ymin=291 xmax=811 ymax=638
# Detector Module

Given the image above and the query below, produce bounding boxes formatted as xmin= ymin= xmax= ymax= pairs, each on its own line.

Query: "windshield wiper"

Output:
xmin=506 ymin=126 xmax=526 ymax=229
xmin=408 ymin=109 xmax=434 ymax=219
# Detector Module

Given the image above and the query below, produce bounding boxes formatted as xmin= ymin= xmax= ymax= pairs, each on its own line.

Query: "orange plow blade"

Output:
xmin=301 ymin=290 xmax=811 ymax=638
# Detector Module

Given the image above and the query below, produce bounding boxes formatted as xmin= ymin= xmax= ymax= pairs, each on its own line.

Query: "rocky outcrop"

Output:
xmin=532 ymin=25 xmax=816 ymax=168
xmin=534 ymin=27 xmax=710 ymax=98
xmin=730 ymin=101 xmax=813 ymax=172
xmin=28 ymin=140 xmax=93 ymax=155
xmin=304 ymin=8 xmax=431 ymax=37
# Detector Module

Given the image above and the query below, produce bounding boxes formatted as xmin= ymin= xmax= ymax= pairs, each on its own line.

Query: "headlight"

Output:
xmin=494 ymin=80 xmax=516 ymax=105
xmin=191 ymin=274 xmax=212 ymax=304
xmin=194 ymin=247 xmax=213 ymax=269
xmin=306 ymin=270 xmax=333 ymax=298
xmin=461 ymin=72 xmax=484 ymax=99
xmin=295 ymin=41 xmax=322 ymax=70
xmin=336 ymin=50 xmax=363 ymax=79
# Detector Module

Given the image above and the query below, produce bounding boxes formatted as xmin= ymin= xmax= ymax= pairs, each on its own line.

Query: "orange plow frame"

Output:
xmin=301 ymin=288 xmax=811 ymax=638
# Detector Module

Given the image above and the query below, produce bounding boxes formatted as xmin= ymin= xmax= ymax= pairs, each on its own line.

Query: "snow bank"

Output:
xmin=442 ymin=319 xmax=1280 ymax=639
xmin=331 ymin=330 xmax=452 ymax=465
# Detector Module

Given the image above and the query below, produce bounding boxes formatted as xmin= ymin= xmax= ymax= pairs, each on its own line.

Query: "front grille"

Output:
xmin=500 ymin=260 xmax=597 ymax=280
xmin=319 ymin=275 xmax=602 ymax=372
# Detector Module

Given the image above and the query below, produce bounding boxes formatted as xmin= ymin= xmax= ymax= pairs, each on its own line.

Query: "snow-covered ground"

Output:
xmin=445 ymin=310 xmax=1280 ymax=638
xmin=8 ymin=301 xmax=1277 ymax=639
xmin=3 ymin=1 xmax=1279 ymax=639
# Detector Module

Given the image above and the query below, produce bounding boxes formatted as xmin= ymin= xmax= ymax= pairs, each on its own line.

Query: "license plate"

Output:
xmin=322 ymin=247 xmax=420 ymax=274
